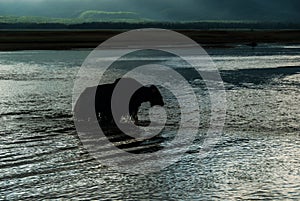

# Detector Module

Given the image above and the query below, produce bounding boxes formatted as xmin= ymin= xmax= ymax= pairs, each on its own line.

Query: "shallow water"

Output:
xmin=0 ymin=45 xmax=300 ymax=200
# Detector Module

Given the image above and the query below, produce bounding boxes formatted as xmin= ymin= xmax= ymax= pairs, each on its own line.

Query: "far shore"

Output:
xmin=0 ymin=29 xmax=300 ymax=51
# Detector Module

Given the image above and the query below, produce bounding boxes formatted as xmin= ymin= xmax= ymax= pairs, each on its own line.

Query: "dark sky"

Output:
xmin=0 ymin=0 xmax=299 ymax=22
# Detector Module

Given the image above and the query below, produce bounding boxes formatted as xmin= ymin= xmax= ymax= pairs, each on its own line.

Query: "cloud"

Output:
xmin=0 ymin=0 xmax=299 ymax=22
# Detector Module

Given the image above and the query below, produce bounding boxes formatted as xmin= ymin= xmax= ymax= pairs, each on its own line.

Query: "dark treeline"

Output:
xmin=1 ymin=21 xmax=300 ymax=30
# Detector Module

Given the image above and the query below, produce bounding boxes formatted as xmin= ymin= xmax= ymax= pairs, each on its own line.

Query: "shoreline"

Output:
xmin=0 ymin=30 xmax=300 ymax=51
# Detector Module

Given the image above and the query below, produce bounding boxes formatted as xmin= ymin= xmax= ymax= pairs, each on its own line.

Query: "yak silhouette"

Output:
xmin=74 ymin=78 xmax=164 ymax=124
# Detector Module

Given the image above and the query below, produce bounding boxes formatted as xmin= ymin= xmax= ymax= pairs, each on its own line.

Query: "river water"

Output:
xmin=0 ymin=44 xmax=299 ymax=200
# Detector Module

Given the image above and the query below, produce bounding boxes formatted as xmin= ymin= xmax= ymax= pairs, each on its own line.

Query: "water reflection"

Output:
xmin=0 ymin=47 xmax=299 ymax=199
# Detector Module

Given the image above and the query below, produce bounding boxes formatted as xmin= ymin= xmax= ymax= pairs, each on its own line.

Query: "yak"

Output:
xmin=74 ymin=78 xmax=164 ymax=124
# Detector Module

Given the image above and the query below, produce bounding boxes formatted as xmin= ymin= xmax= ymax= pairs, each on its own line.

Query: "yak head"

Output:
xmin=148 ymin=85 xmax=164 ymax=107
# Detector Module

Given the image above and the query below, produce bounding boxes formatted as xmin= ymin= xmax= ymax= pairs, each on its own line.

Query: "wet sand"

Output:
xmin=0 ymin=30 xmax=300 ymax=51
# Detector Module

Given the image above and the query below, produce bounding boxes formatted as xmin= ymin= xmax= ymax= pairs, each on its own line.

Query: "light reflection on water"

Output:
xmin=0 ymin=46 xmax=300 ymax=200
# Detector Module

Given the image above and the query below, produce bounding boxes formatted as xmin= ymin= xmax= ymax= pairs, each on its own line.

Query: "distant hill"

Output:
xmin=78 ymin=11 xmax=141 ymax=21
xmin=0 ymin=17 xmax=299 ymax=30
xmin=0 ymin=15 xmax=148 ymax=25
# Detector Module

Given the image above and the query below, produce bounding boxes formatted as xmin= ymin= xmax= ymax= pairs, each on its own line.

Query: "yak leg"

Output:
xmin=130 ymin=110 xmax=139 ymax=124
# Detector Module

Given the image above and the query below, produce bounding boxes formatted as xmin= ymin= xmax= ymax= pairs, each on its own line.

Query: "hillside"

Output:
xmin=78 ymin=11 xmax=141 ymax=21
xmin=0 ymin=16 xmax=299 ymax=30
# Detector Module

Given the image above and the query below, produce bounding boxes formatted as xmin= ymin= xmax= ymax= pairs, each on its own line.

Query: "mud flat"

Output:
xmin=0 ymin=30 xmax=300 ymax=51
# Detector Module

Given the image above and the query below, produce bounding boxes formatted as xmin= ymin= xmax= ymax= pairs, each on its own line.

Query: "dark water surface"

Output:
xmin=0 ymin=45 xmax=300 ymax=200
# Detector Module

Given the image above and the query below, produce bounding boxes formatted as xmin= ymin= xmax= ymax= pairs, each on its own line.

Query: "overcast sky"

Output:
xmin=0 ymin=0 xmax=299 ymax=22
